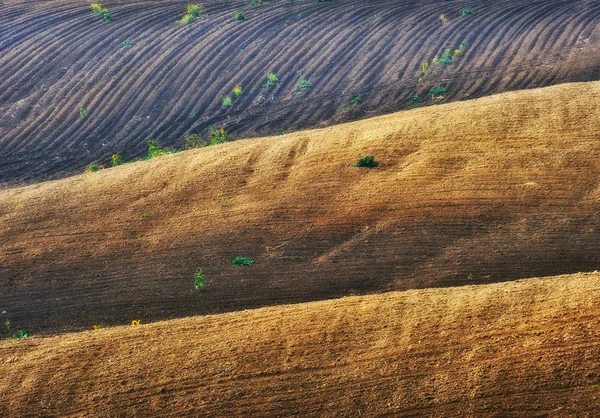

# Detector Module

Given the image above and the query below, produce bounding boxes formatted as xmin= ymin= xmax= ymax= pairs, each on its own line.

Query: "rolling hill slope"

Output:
xmin=2 ymin=272 xmax=600 ymax=416
xmin=1 ymin=0 xmax=599 ymax=183
xmin=1 ymin=81 xmax=599 ymax=336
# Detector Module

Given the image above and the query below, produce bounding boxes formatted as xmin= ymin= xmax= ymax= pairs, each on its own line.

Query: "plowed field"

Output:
xmin=1 ymin=0 xmax=599 ymax=183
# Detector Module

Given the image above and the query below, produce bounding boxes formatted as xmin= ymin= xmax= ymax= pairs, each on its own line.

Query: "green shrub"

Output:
xmin=222 ymin=95 xmax=233 ymax=107
xmin=79 ymin=105 xmax=87 ymax=119
xmin=194 ymin=268 xmax=206 ymax=290
xmin=121 ymin=39 xmax=133 ymax=47
xmin=430 ymin=86 xmax=446 ymax=98
xmin=460 ymin=8 xmax=474 ymax=16
xmin=12 ymin=329 xmax=30 ymax=339
xmin=467 ymin=272 xmax=475 ymax=281
xmin=409 ymin=95 xmax=422 ymax=104
xmin=85 ymin=162 xmax=100 ymax=173
xmin=355 ymin=155 xmax=378 ymax=168
xmin=90 ymin=3 xmax=111 ymax=21
xmin=438 ymin=49 xmax=453 ymax=65
xmin=294 ymin=78 xmax=313 ymax=96
xmin=232 ymin=256 xmax=254 ymax=266
xmin=234 ymin=11 xmax=245 ymax=21
xmin=145 ymin=140 xmax=170 ymax=159
xmin=249 ymin=0 xmax=263 ymax=6
xmin=232 ymin=84 xmax=243 ymax=97
xmin=351 ymin=96 xmax=361 ymax=104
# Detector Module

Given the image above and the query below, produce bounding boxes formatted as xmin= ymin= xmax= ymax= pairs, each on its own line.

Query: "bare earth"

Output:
xmin=2 ymin=272 xmax=600 ymax=416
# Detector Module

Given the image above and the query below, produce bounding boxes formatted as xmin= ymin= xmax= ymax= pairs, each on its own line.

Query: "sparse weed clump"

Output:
xmin=234 ymin=11 xmax=245 ymax=21
xmin=194 ymin=268 xmax=206 ymax=290
xmin=248 ymin=0 xmax=263 ymax=6
xmin=355 ymin=155 xmax=379 ymax=168
xmin=409 ymin=94 xmax=422 ymax=104
xmin=294 ymin=77 xmax=313 ymax=96
xmin=185 ymin=133 xmax=202 ymax=148
xmin=79 ymin=105 xmax=88 ymax=119
xmin=430 ymin=86 xmax=446 ymax=98
xmin=209 ymin=127 xmax=229 ymax=145
xmin=90 ymin=3 xmax=111 ymax=21
xmin=85 ymin=162 xmax=100 ymax=173
xmin=178 ymin=4 xmax=204 ymax=24
xmin=12 ymin=329 xmax=30 ymax=339
xmin=265 ymin=71 xmax=279 ymax=88
xmin=143 ymin=139 xmax=176 ymax=159
xmin=232 ymin=84 xmax=243 ymax=97
xmin=121 ymin=39 xmax=133 ymax=47
xmin=438 ymin=48 xmax=453 ymax=65
xmin=232 ymin=256 xmax=254 ymax=266
xmin=460 ymin=7 xmax=474 ymax=17
xmin=222 ymin=95 xmax=233 ymax=107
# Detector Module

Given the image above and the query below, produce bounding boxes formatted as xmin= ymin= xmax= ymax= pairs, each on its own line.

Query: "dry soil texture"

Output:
xmin=2 ymin=272 xmax=600 ymax=416
xmin=1 ymin=81 xmax=600 ymax=336
xmin=1 ymin=0 xmax=599 ymax=183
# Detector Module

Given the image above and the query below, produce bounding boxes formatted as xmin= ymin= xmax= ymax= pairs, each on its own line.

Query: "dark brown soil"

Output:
xmin=1 ymin=0 xmax=599 ymax=184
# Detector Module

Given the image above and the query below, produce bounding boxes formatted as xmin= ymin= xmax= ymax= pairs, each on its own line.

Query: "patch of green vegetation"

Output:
xmin=111 ymin=153 xmax=122 ymax=167
xmin=409 ymin=94 xmax=422 ymax=104
xmin=209 ymin=127 xmax=229 ymax=145
xmin=467 ymin=272 xmax=475 ymax=281
xmin=276 ymin=131 xmax=285 ymax=136
xmin=185 ymin=133 xmax=202 ymax=148
xmin=79 ymin=105 xmax=88 ymax=119
xmin=438 ymin=48 xmax=453 ymax=65
xmin=294 ymin=77 xmax=313 ymax=96
xmin=351 ymin=96 xmax=361 ymax=104
xmin=178 ymin=4 xmax=203 ymax=24
xmin=121 ymin=39 xmax=133 ymax=47
xmin=194 ymin=268 xmax=206 ymax=290
xmin=222 ymin=95 xmax=233 ymax=108
xmin=234 ymin=11 xmax=246 ymax=21
xmin=430 ymin=86 xmax=446 ymax=98
xmin=85 ymin=162 xmax=100 ymax=173
xmin=265 ymin=71 xmax=279 ymax=88
xmin=12 ymin=329 xmax=30 ymax=339
xmin=249 ymin=0 xmax=263 ymax=6
xmin=232 ymin=84 xmax=243 ymax=97
xmin=90 ymin=3 xmax=111 ymax=21
xmin=460 ymin=40 xmax=469 ymax=49
xmin=4 ymin=319 xmax=10 ymax=334
xmin=142 ymin=139 xmax=176 ymax=159
xmin=355 ymin=155 xmax=378 ymax=168
xmin=460 ymin=7 xmax=474 ymax=16
xmin=140 ymin=213 xmax=151 ymax=221
xmin=232 ymin=256 xmax=254 ymax=266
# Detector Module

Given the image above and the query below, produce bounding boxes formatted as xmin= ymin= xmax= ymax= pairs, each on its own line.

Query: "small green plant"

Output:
xmin=222 ymin=95 xmax=233 ymax=107
xmin=85 ymin=162 xmax=100 ymax=173
xmin=220 ymin=192 xmax=229 ymax=206
xmin=294 ymin=77 xmax=313 ymax=96
xmin=351 ymin=96 xmax=361 ymax=104
xmin=111 ymin=153 xmax=122 ymax=167
xmin=232 ymin=256 xmax=254 ymax=266
xmin=249 ymin=0 xmax=263 ymax=6
xmin=430 ymin=86 xmax=446 ymax=98
xmin=145 ymin=140 xmax=169 ymax=159
xmin=467 ymin=272 xmax=475 ymax=281
xmin=121 ymin=39 xmax=133 ymax=47
xmin=178 ymin=4 xmax=203 ymax=24
xmin=276 ymin=131 xmax=285 ymax=136
xmin=209 ymin=127 xmax=229 ymax=145
xmin=355 ymin=155 xmax=378 ymax=168
xmin=265 ymin=71 xmax=279 ymax=88
xmin=79 ymin=105 xmax=88 ymax=119
xmin=460 ymin=7 xmax=474 ymax=16
xmin=232 ymin=84 xmax=243 ymax=97
xmin=460 ymin=40 xmax=469 ymax=49
xmin=4 ymin=319 xmax=10 ymax=334
xmin=194 ymin=268 xmax=206 ymax=290
xmin=189 ymin=110 xmax=198 ymax=119
xmin=12 ymin=329 xmax=30 ymax=339
xmin=233 ymin=11 xmax=245 ymax=21
xmin=438 ymin=48 xmax=453 ymax=65
xmin=140 ymin=213 xmax=151 ymax=221
xmin=409 ymin=95 xmax=421 ymax=104
xmin=90 ymin=2 xmax=111 ymax=21
xmin=185 ymin=133 xmax=202 ymax=148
